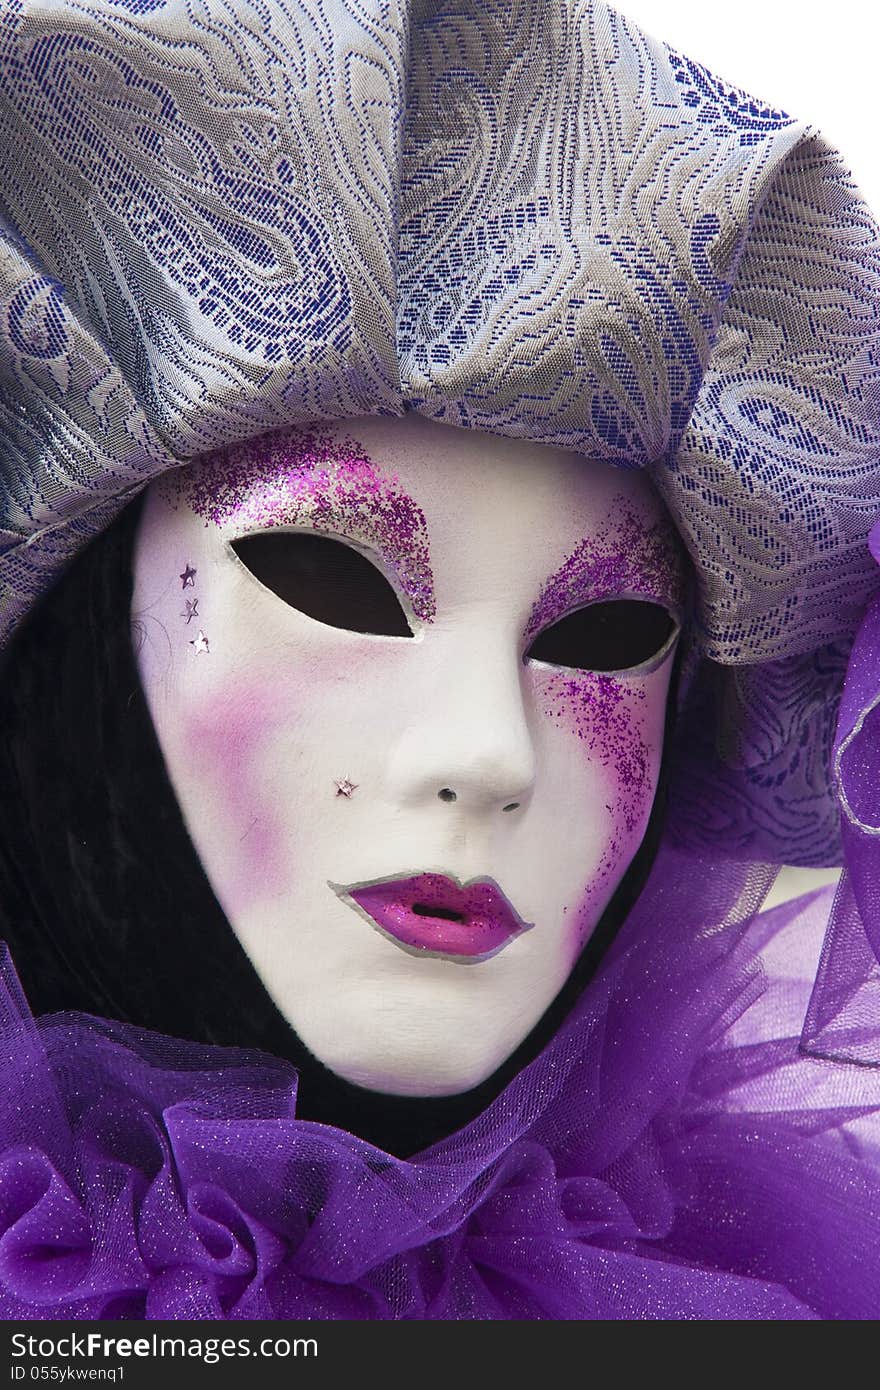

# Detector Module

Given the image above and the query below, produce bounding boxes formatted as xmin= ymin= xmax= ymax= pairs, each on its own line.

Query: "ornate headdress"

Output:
xmin=1 ymin=0 xmax=878 ymax=866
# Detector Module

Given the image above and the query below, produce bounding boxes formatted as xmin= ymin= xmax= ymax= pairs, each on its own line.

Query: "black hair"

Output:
xmin=0 ymin=492 xmax=679 ymax=1156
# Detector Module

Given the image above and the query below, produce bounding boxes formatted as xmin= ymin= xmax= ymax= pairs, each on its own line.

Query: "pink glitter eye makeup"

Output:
xmin=163 ymin=427 xmax=436 ymax=625
xmin=525 ymin=503 xmax=687 ymax=672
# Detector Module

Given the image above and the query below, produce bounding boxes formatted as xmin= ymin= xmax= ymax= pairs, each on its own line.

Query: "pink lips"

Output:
xmin=337 ymin=873 xmax=532 ymax=961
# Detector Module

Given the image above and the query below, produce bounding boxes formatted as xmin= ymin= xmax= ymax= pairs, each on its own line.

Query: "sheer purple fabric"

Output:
xmin=804 ymin=525 xmax=880 ymax=1065
xmin=2 ymin=844 xmax=880 ymax=1321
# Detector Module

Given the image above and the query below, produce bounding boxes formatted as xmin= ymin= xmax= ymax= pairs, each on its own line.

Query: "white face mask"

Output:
xmin=132 ymin=416 xmax=685 ymax=1096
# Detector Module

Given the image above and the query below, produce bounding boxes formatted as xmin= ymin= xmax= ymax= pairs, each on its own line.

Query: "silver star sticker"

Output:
xmin=189 ymin=630 xmax=210 ymax=655
xmin=334 ymin=777 xmax=358 ymax=798
xmin=181 ymin=597 xmax=199 ymax=624
xmin=180 ymin=563 xmax=197 ymax=589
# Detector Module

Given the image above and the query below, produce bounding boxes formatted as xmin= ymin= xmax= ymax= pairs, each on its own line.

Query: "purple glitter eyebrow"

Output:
xmin=162 ymin=427 xmax=436 ymax=623
xmin=525 ymin=506 xmax=687 ymax=643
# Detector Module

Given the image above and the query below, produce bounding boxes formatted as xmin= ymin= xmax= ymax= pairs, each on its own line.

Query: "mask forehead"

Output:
xmin=331 ymin=417 xmax=682 ymax=617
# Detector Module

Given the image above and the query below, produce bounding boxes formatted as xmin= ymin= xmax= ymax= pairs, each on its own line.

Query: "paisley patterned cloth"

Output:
xmin=0 ymin=0 xmax=878 ymax=862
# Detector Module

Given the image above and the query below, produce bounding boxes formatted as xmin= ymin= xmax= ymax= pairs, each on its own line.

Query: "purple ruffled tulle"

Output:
xmin=804 ymin=526 xmax=880 ymax=1064
xmin=3 ymin=843 xmax=880 ymax=1321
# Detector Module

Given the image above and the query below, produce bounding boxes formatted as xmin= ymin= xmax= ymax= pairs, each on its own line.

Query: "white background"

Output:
xmin=618 ymin=0 xmax=880 ymax=211
xmin=617 ymin=1 xmax=877 ymax=904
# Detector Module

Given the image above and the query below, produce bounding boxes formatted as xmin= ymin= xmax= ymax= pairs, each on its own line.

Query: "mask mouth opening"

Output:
xmin=412 ymin=903 xmax=466 ymax=923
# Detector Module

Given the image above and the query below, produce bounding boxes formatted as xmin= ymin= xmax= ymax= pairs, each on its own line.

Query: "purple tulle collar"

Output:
xmin=3 ymin=840 xmax=880 ymax=1320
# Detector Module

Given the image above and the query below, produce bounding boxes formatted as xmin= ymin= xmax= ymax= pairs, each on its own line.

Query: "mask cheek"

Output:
xmin=534 ymin=666 xmax=662 ymax=951
xmin=164 ymin=681 xmax=293 ymax=919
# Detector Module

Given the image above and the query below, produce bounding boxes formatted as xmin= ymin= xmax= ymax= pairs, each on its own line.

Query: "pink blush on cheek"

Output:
xmin=180 ymin=685 xmax=289 ymax=915
xmin=541 ymin=671 xmax=653 ymax=951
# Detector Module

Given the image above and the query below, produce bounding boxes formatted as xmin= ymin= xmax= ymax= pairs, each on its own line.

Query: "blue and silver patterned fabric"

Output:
xmin=0 ymin=0 xmax=878 ymax=863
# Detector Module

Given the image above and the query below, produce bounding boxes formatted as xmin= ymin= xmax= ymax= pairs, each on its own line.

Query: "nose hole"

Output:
xmin=412 ymin=902 xmax=466 ymax=923
xmin=437 ymin=788 xmax=457 ymax=803
xmin=502 ymin=802 xmax=520 ymax=813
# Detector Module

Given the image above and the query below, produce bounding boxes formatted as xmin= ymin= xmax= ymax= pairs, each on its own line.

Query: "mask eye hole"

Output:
xmin=231 ymin=531 xmax=414 ymax=637
xmin=525 ymin=599 xmax=677 ymax=673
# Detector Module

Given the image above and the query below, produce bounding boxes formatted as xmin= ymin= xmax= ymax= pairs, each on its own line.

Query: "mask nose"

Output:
xmin=385 ymin=628 xmax=537 ymax=815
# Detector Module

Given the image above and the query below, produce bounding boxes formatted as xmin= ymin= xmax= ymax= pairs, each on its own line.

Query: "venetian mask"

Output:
xmin=132 ymin=415 xmax=685 ymax=1095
